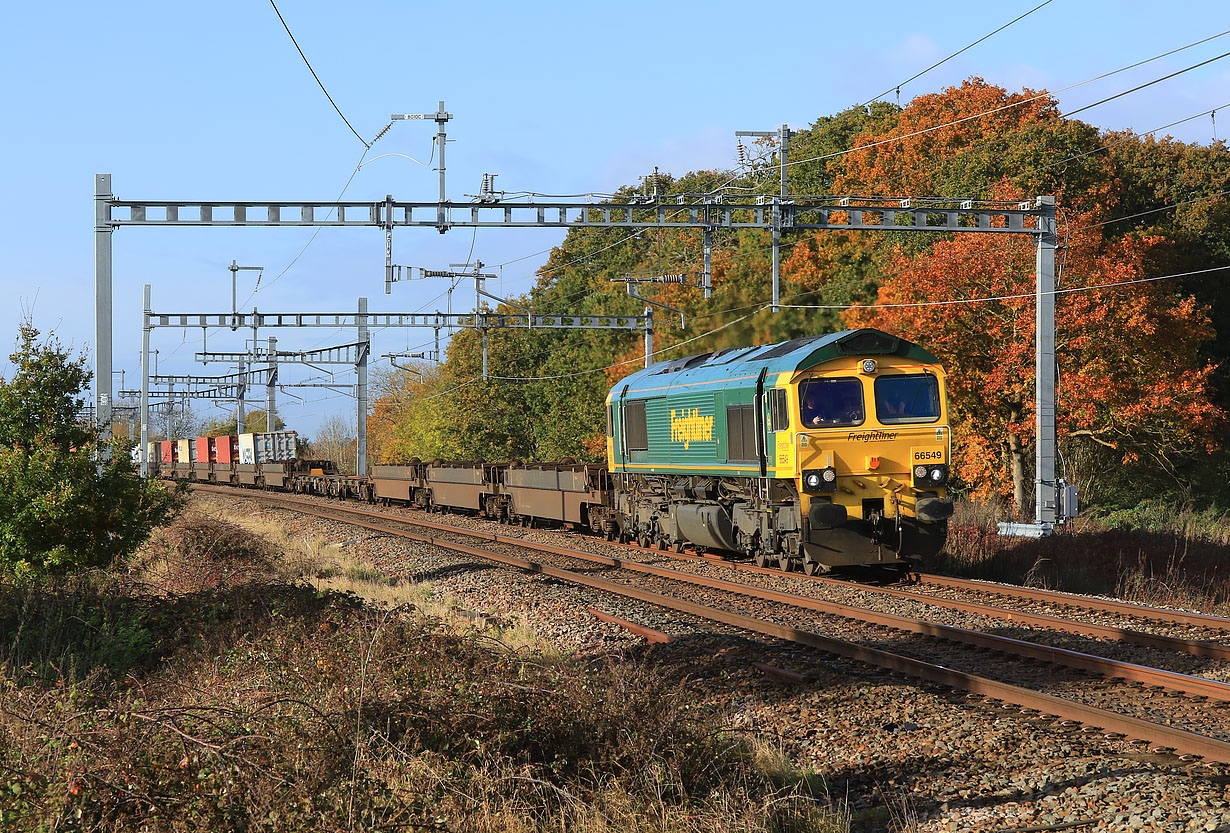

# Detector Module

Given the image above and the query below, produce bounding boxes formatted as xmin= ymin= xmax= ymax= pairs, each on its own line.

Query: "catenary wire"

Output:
xmin=776 ymin=263 xmax=1230 ymax=311
xmin=266 ymin=38 xmax=1230 ymax=411
xmin=268 ymin=0 xmax=368 ymax=147
xmin=414 ymin=305 xmax=767 ymax=399
xmin=685 ymin=186 xmax=1230 ymax=320
xmin=428 ymin=260 xmax=1230 ymax=397
xmin=858 ymin=0 xmax=1056 ymax=108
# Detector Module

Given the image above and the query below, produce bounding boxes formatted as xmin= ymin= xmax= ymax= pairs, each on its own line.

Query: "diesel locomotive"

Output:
xmin=154 ymin=328 xmax=953 ymax=572
xmin=602 ymin=327 xmax=952 ymax=573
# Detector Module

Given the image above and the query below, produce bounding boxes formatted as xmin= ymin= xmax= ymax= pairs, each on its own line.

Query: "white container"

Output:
xmin=238 ymin=433 xmax=256 ymax=464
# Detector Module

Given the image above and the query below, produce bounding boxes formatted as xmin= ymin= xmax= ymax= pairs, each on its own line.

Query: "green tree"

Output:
xmin=199 ymin=409 xmax=286 ymax=436
xmin=0 ymin=323 xmax=182 ymax=580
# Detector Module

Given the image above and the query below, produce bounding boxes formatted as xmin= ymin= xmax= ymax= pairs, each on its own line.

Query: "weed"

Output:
xmin=938 ymin=498 xmax=1230 ymax=615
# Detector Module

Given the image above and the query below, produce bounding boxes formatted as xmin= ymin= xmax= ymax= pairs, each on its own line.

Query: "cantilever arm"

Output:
xmin=625 ymin=283 xmax=685 ymax=329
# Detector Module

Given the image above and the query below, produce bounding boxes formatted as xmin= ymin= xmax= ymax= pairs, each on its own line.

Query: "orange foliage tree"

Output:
xmin=844 ymin=223 xmax=1222 ymax=510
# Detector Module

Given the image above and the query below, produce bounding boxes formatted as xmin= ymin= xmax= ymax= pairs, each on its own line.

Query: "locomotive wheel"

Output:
xmin=777 ymin=552 xmax=793 ymax=572
xmin=671 ymin=540 xmax=685 ymax=554
xmin=637 ymin=534 xmax=651 ymax=549
xmin=753 ymin=550 xmax=770 ymax=568
xmin=802 ymin=554 xmax=824 ymax=576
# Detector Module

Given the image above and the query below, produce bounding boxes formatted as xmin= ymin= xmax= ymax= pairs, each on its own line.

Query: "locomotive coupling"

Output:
xmin=915 ymin=496 xmax=954 ymax=523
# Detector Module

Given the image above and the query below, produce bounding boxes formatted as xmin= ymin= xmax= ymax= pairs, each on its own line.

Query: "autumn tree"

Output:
xmin=305 ymin=414 xmax=358 ymax=475
xmin=359 ymin=77 xmax=1229 ymax=510
xmin=844 ymin=223 xmax=1222 ymax=510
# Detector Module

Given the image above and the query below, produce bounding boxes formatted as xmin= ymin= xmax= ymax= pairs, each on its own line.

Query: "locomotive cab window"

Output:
xmin=799 ymin=378 xmax=864 ymax=428
xmin=874 ymin=374 xmax=941 ymax=424
xmin=768 ymin=387 xmax=789 ymax=431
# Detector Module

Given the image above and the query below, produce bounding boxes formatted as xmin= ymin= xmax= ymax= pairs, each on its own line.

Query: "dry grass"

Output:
xmin=0 ymin=506 xmax=846 ymax=832
xmin=212 ymin=504 xmax=552 ymax=654
xmin=939 ymin=498 xmax=1230 ymax=616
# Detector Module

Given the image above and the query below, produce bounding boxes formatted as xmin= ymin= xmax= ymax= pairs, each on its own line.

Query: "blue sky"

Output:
xmin=1 ymin=1 xmax=1227 ymax=437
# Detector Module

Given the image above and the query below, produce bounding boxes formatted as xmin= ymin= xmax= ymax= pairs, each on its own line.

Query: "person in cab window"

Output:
xmin=837 ymin=386 xmax=864 ymax=424
xmin=805 ymin=392 xmax=823 ymax=427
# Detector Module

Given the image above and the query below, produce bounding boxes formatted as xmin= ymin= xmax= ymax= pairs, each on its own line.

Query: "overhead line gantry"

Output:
xmin=97 ymin=105 xmax=1065 ymax=533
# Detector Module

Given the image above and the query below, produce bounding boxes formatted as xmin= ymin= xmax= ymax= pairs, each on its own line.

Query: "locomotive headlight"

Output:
xmin=913 ymin=463 xmax=948 ymax=487
xmin=861 ymin=359 xmax=877 ymax=374
xmin=803 ymin=467 xmax=838 ymax=492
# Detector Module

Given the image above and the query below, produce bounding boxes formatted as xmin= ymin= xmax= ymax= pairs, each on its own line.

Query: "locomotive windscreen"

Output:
xmin=874 ymin=374 xmax=941 ymax=424
xmin=799 ymin=378 xmax=865 ymax=428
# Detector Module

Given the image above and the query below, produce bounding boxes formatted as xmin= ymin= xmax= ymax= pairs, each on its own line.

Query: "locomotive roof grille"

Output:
xmin=754 ymin=334 xmax=827 ymax=360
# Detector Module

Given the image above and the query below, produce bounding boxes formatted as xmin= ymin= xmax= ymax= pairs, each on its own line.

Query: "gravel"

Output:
xmin=196 ymin=490 xmax=1230 ymax=833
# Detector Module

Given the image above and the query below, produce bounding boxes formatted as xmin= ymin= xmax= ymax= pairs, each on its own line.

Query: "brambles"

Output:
xmin=0 ymin=507 xmax=842 ymax=832
xmin=939 ymin=498 xmax=1230 ymax=616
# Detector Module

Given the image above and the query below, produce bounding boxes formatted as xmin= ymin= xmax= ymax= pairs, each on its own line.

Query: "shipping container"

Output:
xmin=194 ymin=437 xmax=209 ymax=463
xmin=177 ymin=439 xmax=191 ymax=464
xmin=160 ymin=441 xmax=173 ymax=463
xmin=237 ymin=433 xmax=256 ymax=464
xmin=215 ymin=435 xmax=234 ymax=465
xmin=254 ymin=430 xmax=298 ymax=463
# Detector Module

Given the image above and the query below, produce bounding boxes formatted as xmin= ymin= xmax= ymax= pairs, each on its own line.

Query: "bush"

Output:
xmin=0 ymin=323 xmax=182 ymax=580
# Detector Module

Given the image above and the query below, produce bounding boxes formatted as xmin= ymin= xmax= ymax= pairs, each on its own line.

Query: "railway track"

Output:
xmin=617 ymin=543 xmax=1230 ymax=661
xmin=196 ymin=484 xmax=1230 ymax=763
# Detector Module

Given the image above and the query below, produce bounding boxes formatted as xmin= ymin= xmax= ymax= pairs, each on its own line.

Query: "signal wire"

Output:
xmin=346 ymin=35 xmax=1230 ymax=385
xmin=782 ymin=39 xmax=1230 ymax=174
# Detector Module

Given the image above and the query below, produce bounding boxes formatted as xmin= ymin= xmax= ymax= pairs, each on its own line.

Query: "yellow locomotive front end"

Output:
xmin=782 ymin=353 xmax=953 ymax=571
